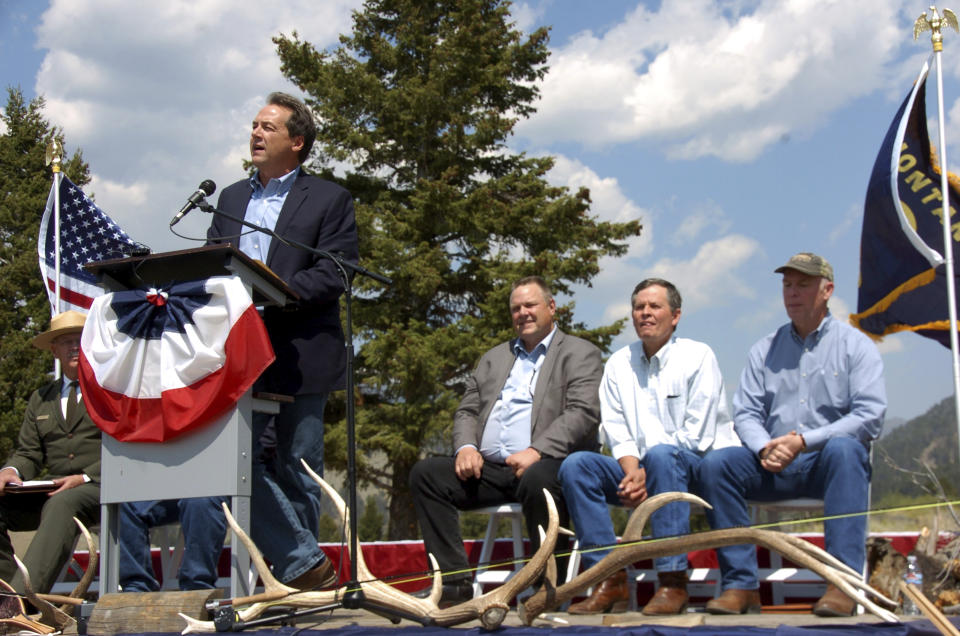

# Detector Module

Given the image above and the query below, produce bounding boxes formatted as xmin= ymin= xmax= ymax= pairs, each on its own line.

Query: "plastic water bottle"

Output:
xmin=902 ymin=554 xmax=923 ymax=616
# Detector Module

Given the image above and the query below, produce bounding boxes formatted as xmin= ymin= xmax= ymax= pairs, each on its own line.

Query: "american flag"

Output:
xmin=37 ymin=175 xmax=141 ymax=313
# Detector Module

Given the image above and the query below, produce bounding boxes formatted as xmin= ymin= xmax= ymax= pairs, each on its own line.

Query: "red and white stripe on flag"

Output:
xmin=37 ymin=175 xmax=141 ymax=314
xmin=78 ymin=276 xmax=275 ymax=442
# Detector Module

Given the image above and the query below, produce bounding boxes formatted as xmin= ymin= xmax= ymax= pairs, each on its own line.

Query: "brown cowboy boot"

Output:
xmin=286 ymin=558 xmax=338 ymax=590
xmin=705 ymin=588 xmax=762 ymax=614
xmin=567 ymin=569 xmax=630 ymax=615
xmin=812 ymin=584 xmax=857 ymax=617
xmin=642 ymin=570 xmax=689 ymax=615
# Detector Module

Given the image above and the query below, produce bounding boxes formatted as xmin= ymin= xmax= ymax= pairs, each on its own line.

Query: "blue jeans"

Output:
xmin=697 ymin=437 xmax=870 ymax=590
xmin=251 ymin=392 xmax=328 ymax=583
xmin=118 ymin=497 xmax=228 ymax=592
xmin=559 ymin=445 xmax=702 ymax=572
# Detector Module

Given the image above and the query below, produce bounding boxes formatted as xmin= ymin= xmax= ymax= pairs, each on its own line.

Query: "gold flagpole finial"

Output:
xmin=44 ymin=138 xmax=63 ymax=173
xmin=915 ymin=6 xmax=959 ymax=51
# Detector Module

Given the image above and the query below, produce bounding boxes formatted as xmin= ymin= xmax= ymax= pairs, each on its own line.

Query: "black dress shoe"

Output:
xmin=412 ymin=581 xmax=474 ymax=606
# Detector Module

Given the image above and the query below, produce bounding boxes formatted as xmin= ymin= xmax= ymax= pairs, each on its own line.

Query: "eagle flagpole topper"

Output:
xmin=915 ymin=5 xmax=960 ymax=458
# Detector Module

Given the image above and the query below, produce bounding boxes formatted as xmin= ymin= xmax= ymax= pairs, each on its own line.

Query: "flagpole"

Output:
xmin=45 ymin=139 xmax=63 ymax=316
xmin=44 ymin=140 xmax=63 ymax=381
xmin=54 ymin=169 xmax=61 ymax=315
xmin=916 ymin=6 xmax=960 ymax=456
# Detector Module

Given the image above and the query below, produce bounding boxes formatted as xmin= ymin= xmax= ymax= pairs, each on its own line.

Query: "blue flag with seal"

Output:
xmin=851 ymin=55 xmax=960 ymax=347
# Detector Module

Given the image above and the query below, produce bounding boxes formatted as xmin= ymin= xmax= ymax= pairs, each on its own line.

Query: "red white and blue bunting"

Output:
xmin=79 ymin=276 xmax=274 ymax=442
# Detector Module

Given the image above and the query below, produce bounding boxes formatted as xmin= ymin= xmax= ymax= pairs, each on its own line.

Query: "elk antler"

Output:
xmin=33 ymin=518 xmax=97 ymax=613
xmin=427 ymin=487 xmax=559 ymax=629
xmin=182 ymin=459 xmax=559 ymax=632
xmin=181 ymin=458 xmax=440 ymax=633
xmin=67 ymin=517 xmax=97 ymax=604
xmin=13 ymin=556 xmax=73 ymax=633
xmin=520 ymin=492 xmax=899 ymax=624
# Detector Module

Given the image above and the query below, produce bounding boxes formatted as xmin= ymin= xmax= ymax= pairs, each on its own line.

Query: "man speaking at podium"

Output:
xmin=207 ymin=92 xmax=359 ymax=589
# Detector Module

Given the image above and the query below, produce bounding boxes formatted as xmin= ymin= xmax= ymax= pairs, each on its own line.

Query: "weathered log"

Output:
xmin=89 ymin=590 xmax=223 ymax=635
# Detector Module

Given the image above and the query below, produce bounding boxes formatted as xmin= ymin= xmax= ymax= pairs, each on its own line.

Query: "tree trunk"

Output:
xmin=387 ymin=458 xmax=419 ymax=540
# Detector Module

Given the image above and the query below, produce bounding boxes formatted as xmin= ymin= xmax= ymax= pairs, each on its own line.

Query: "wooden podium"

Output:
xmin=86 ymin=245 xmax=298 ymax=598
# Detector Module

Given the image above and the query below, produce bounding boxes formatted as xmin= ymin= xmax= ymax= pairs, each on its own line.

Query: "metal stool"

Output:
xmin=471 ymin=503 xmax=525 ymax=598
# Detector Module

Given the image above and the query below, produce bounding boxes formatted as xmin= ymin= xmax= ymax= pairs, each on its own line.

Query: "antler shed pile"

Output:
xmin=180 ymin=465 xmax=898 ymax=632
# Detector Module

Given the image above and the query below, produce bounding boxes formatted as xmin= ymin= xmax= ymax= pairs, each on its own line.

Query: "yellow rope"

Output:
xmin=381 ymin=499 xmax=960 ymax=589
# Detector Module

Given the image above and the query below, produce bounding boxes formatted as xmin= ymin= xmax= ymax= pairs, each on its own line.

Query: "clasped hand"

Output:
xmin=454 ymin=446 xmax=541 ymax=480
xmin=759 ymin=431 xmax=805 ymax=473
xmin=617 ymin=465 xmax=647 ymax=508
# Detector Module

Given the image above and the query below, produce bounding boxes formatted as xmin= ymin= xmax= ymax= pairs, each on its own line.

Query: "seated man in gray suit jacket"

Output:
xmin=410 ymin=276 xmax=603 ymax=604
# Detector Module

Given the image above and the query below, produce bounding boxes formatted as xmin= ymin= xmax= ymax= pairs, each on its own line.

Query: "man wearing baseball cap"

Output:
xmin=0 ymin=311 xmax=101 ymax=594
xmin=699 ymin=253 xmax=886 ymax=617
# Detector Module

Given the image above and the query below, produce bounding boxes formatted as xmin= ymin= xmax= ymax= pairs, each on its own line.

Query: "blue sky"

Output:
xmin=2 ymin=0 xmax=958 ymax=422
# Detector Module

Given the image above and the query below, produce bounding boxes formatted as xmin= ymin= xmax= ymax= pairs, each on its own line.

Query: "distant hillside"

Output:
xmin=879 ymin=416 xmax=906 ymax=438
xmin=872 ymin=396 xmax=960 ymax=503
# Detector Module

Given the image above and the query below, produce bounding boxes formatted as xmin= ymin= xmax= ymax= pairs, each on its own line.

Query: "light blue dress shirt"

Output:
xmin=732 ymin=313 xmax=886 ymax=453
xmin=476 ymin=326 xmax=558 ymax=463
xmin=237 ymin=167 xmax=299 ymax=262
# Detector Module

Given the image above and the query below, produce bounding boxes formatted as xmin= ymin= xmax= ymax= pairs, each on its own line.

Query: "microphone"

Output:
xmin=125 ymin=241 xmax=152 ymax=257
xmin=170 ymin=180 xmax=216 ymax=226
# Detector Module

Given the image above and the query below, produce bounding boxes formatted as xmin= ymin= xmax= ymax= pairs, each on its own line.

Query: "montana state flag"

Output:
xmin=851 ymin=56 xmax=960 ymax=347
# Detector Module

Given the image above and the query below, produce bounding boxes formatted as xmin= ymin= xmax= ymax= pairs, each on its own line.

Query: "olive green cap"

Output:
xmin=774 ymin=252 xmax=833 ymax=281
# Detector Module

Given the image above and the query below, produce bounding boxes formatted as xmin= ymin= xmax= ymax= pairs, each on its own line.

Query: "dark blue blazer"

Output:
xmin=206 ymin=171 xmax=359 ymax=395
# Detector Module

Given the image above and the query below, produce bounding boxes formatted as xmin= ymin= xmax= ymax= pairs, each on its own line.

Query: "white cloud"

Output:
xmin=828 ymin=202 xmax=862 ymax=244
xmin=0 ymin=109 xmax=6 ymax=136
xmin=33 ymin=0 xmax=362 ymax=253
xmin=647 ymin=234 xmax=762 ymax=314
xmin=603 ymin=301 xmax=631 ymax=325
xmin=544 ymin=154 xmax=654 ymax=334
xmin=583 ymin=232 xmax=761 ymax=352
xmin=518 ymin=0 xmax=915 ymax=161
xmin=510 ymin=1 xmax=548 ymax=34
xmin=875 ymin=334 xmax=906 ymax=354
xmin=88 ymin=175 xmax=148 ymax=209
xmin=828 ymin=294 xmax=851 ymax=324
xmin=942 ymin=90 xmax=960 ymax=174
xmin=547 ymin=154 xmax=651 ymax=261
xmin=829 ymin=296 xmax=908 ymax=355
xmin=671 ymin=200 xmax=731 ymax=245
xmin=85 ymin=174 xmax=151 ymax=236
xmin=830 ymin=293 xmax=901 ymax=354
xmin=547 ymin=156 xmax=761 ymax=344
xmin=733 ymin=295 xmax=782 ymax=332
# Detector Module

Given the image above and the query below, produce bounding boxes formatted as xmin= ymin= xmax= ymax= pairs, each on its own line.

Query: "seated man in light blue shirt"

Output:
xmin=699 ymin=253 xmax=886 ymax=618
xmin=409 ymin=276 xmax=603 ymax=605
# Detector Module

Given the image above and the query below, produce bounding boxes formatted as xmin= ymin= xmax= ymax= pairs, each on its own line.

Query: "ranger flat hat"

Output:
xmin=774 ymin=252 xmax=834 ymax=282
xmin=32 ymin=310 xmax=86 ymax=350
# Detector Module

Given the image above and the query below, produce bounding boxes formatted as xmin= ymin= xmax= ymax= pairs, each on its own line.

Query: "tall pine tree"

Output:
xmin=0 ymin=88 xmax=90 ymax=457
xmin=274 ymin=0 xmax=642 ymax=538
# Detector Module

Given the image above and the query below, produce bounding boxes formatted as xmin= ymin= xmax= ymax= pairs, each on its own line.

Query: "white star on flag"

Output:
xmin=37 ymin=175 xmax=142 ymax=313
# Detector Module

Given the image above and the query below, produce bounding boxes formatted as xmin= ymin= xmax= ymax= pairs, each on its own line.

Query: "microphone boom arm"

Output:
xmin=197 ymin=201 xmax=391 ymax=285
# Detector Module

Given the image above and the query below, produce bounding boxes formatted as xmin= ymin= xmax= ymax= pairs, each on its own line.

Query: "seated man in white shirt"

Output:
xmin=559 ymin=278 xmax=739 ymax=615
